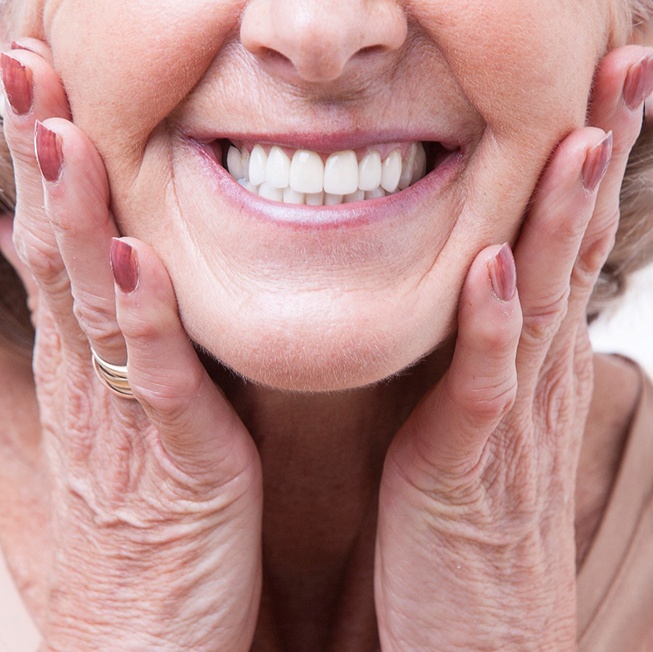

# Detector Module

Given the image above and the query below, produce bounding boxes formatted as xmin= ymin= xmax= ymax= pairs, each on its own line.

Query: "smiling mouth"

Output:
xmin=211 ymin=140 xmax=455 ymax=206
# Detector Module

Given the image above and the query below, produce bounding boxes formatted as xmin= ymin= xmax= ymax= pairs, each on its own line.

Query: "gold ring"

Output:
xmin=91 ymin=348 xmax=135 ymax=399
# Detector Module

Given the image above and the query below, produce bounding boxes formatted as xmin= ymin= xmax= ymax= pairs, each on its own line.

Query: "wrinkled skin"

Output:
xmin=0 ymin=0 xmax=651 ymax=650
xmin=29 ymin=0 xmax=614 ymax=390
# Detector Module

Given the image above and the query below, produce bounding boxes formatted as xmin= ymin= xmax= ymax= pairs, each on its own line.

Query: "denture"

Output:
xmin=220 ymin=141 xmax=440 ymax=206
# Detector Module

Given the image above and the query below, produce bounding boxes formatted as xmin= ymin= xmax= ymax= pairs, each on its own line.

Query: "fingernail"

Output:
xmin=0 ymin=52 xmax=33 ymax=115
xmin=488 ymin=243 xmax=517 ymax=302
xmin=110 ymin=239 xmax=139 ymax=294
xmin=34 ymin=121 xmax=64 ymax=182
xmin=582 ymin=131 xmax=613 ymax=192
xmin=623 ymin=54 xmax=653 ymax=111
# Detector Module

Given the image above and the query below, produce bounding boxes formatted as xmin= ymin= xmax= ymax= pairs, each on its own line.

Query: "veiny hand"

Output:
xmin=1 ymin=40 xmax=262 ymax=652
xmin=375 ymin=45 xmax=652 ymax=651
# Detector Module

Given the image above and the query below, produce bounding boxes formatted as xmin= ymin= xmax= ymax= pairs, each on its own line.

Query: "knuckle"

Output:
xmin=118 ymin=308 xmax=162 ymax=343
xmin=72 ymin=293 xmax=118 ymax=341
xmin=574 ymin=217 xmax=618 ymax=286
xmin=476 ymin=313 xmax=523 ymax=352
xmin=556 ymin=211 xmax=588 ymax=243
xmin=521 ymin=289 xmax=569 ymax=343
xmin=23 ymin=245 xmax=59 ymax=279
xmin=32 ymin=256 xmax=69 ymax=297
xmin=132 ymin=364 xmax=204 ymax=420
xmin=468 ymin=381 xmax=517 ymax=423
xmin=14 ymin=225 xmax=63 ymax=283
xmin=448 ymin=372 xmax=518 ymax=424
xmin=546 ymin=200 xmax=590 ymax=245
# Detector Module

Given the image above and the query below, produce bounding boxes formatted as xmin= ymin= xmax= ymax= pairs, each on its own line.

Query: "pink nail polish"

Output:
xmin=110 ymin=239 xmax=139 ymax=294
xmin=1 ymin=52 xmax=33 ymax=115
xmin=582 ymin=131 xmax=613 ymax=193
xmin=623 ymin=54 xmax=653 ymax=111
xmin=488 ymin=243 xmax=517 ymax=302
xmin=34 ymin=121 xmax=64 ymax=182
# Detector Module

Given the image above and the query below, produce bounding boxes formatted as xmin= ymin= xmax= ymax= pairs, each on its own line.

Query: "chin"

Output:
xmin=186 ymin=307 xmax=447 ymax=393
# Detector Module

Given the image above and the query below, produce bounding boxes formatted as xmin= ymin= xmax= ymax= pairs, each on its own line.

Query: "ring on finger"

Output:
xmin=91 ymin=347 xmax=135 ymax=399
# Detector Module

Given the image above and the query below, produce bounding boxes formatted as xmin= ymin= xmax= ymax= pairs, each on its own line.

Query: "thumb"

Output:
xmin=391 ymin=244 xmax=522 ymax=482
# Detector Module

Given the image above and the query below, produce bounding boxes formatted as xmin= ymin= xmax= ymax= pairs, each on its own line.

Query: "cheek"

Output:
xmin=45 ymin=1 xmax=242 ymax=160
xmin=411 ymin=0 xmax=606 ymax=137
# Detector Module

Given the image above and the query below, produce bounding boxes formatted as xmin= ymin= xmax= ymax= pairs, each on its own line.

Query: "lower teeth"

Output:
xmin=237 ymin=181 xmax=396 ymax=205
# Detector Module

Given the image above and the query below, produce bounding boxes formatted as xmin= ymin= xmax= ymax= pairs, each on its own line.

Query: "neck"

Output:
xmin=203 ymin=343 xmax=454 ymax=651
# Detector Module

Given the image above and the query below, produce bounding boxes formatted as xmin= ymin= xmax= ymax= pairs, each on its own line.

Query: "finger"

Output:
xmin=111 ymin=238 xmax=258 ymax=480
xmin=589 ymin=46 xmax=652 ymax=155
xmin=512 ymin=128 xmax=610 ymax=391
xmin=391 ymin=244 xmax=521 ymax=479
xmin=9 ymin=38 xmax=55 ymax=65
xmin=1 ymin=48 xmax=69 ymax=213
xmin=563 ymin=47 xmax=653 ymax=325
xmin=1 ymin=49 xmax=77 ymax=339
xmin=36 ymin=118 xmax=125 ymax=365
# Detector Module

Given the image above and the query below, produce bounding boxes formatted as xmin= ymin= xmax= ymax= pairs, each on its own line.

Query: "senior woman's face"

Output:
xmin=31 ymin=0 xmax=611 ymax=390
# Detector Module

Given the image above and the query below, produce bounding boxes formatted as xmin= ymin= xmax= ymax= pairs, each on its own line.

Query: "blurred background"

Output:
xmin=590 ymin=263 xmax=653 ymax=377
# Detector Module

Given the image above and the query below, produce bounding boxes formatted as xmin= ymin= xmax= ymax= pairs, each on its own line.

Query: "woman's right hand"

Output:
xmin=1 ymin=41 xmax=262 ymax=652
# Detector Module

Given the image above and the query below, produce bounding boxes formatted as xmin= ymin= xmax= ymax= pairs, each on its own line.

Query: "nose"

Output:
xmin=240 ymin=0 xmax=408 ymax=84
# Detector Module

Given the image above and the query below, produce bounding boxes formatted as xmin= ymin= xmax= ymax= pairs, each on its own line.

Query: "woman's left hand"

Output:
xmin=375 ymin=46 xmax=651 ymax=651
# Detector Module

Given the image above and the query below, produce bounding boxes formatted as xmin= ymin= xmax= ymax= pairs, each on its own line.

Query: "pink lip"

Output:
xmin=186 ymin=137 xmax=464 ymax=230
xmin=186 ymin=129 xmax=464 ymax=154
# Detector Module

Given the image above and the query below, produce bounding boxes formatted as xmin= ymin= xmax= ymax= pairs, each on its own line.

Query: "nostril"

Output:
xmin=240 ymin=0 xmax=408 ymax=85
xmin=357 ymin=45 xmax=387 ymax=57
xmin=259 ymin=47 xmax=292 ymax=66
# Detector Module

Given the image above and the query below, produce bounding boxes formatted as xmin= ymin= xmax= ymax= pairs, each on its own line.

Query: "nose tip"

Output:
xmin=240 ymin=0 xmax=407 ymax=84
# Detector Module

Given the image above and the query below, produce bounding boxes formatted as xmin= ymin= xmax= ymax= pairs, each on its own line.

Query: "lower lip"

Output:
xmin=188 ymin=138 xmax=464 ymax=230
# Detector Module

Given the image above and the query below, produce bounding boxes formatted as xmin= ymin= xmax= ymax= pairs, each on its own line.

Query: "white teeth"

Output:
xmin=283 ymin=187 xmax=305 ymax=204
xmin=365 ymin=187 xmax=386 ymax=200
xmin=249 ymin=145 xmax=268 ymax=186
xmin=229 ymin=142 xmax=431 ymax=206
xmin=381 ymin=149 xmax=402 ymax=193
xmin=344 ymin=189 xmax=365 ymax=203
xmin=266 ymin=146 xmax=291 ymax=189
xmin=358 ymin=151 xmax=382 ymax=191
xmin=325 ymin=193 xmax=344 ymax=205
xmin=324 ymin=150 xmax=359 ymax=195
xmin=306 ymin=191 xmax=325 ymax=206
xmin=227 ymin=146 xmax=244 ymax=180
xmin=290 ymin=150 xmax=324 ymax=194
xmin=258 ymin=181 xmax=283 ymax=202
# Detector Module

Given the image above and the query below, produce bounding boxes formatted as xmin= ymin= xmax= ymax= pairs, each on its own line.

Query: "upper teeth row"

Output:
xmin=225 ymin=143 xmax=427 ymax=205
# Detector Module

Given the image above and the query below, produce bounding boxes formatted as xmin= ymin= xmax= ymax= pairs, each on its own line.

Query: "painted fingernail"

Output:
xmin=488 ymin=243 xmax=517 ymax=302
xmin=582 ymin=131 xmax=613 ymax=192
xmin=623 ymin=54 xmax=653 ymax=111
xmin=0 ymin=52 xmax=33 ymax=115
xmin=34 ymin=121 xmax=64 ymax=182
xmin=110 ymin=239 xmax=139 ymax=294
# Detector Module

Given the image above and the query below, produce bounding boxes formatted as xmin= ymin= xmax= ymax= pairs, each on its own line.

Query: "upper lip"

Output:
xmin=184 ymin=129 xmax=465 ymax=154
